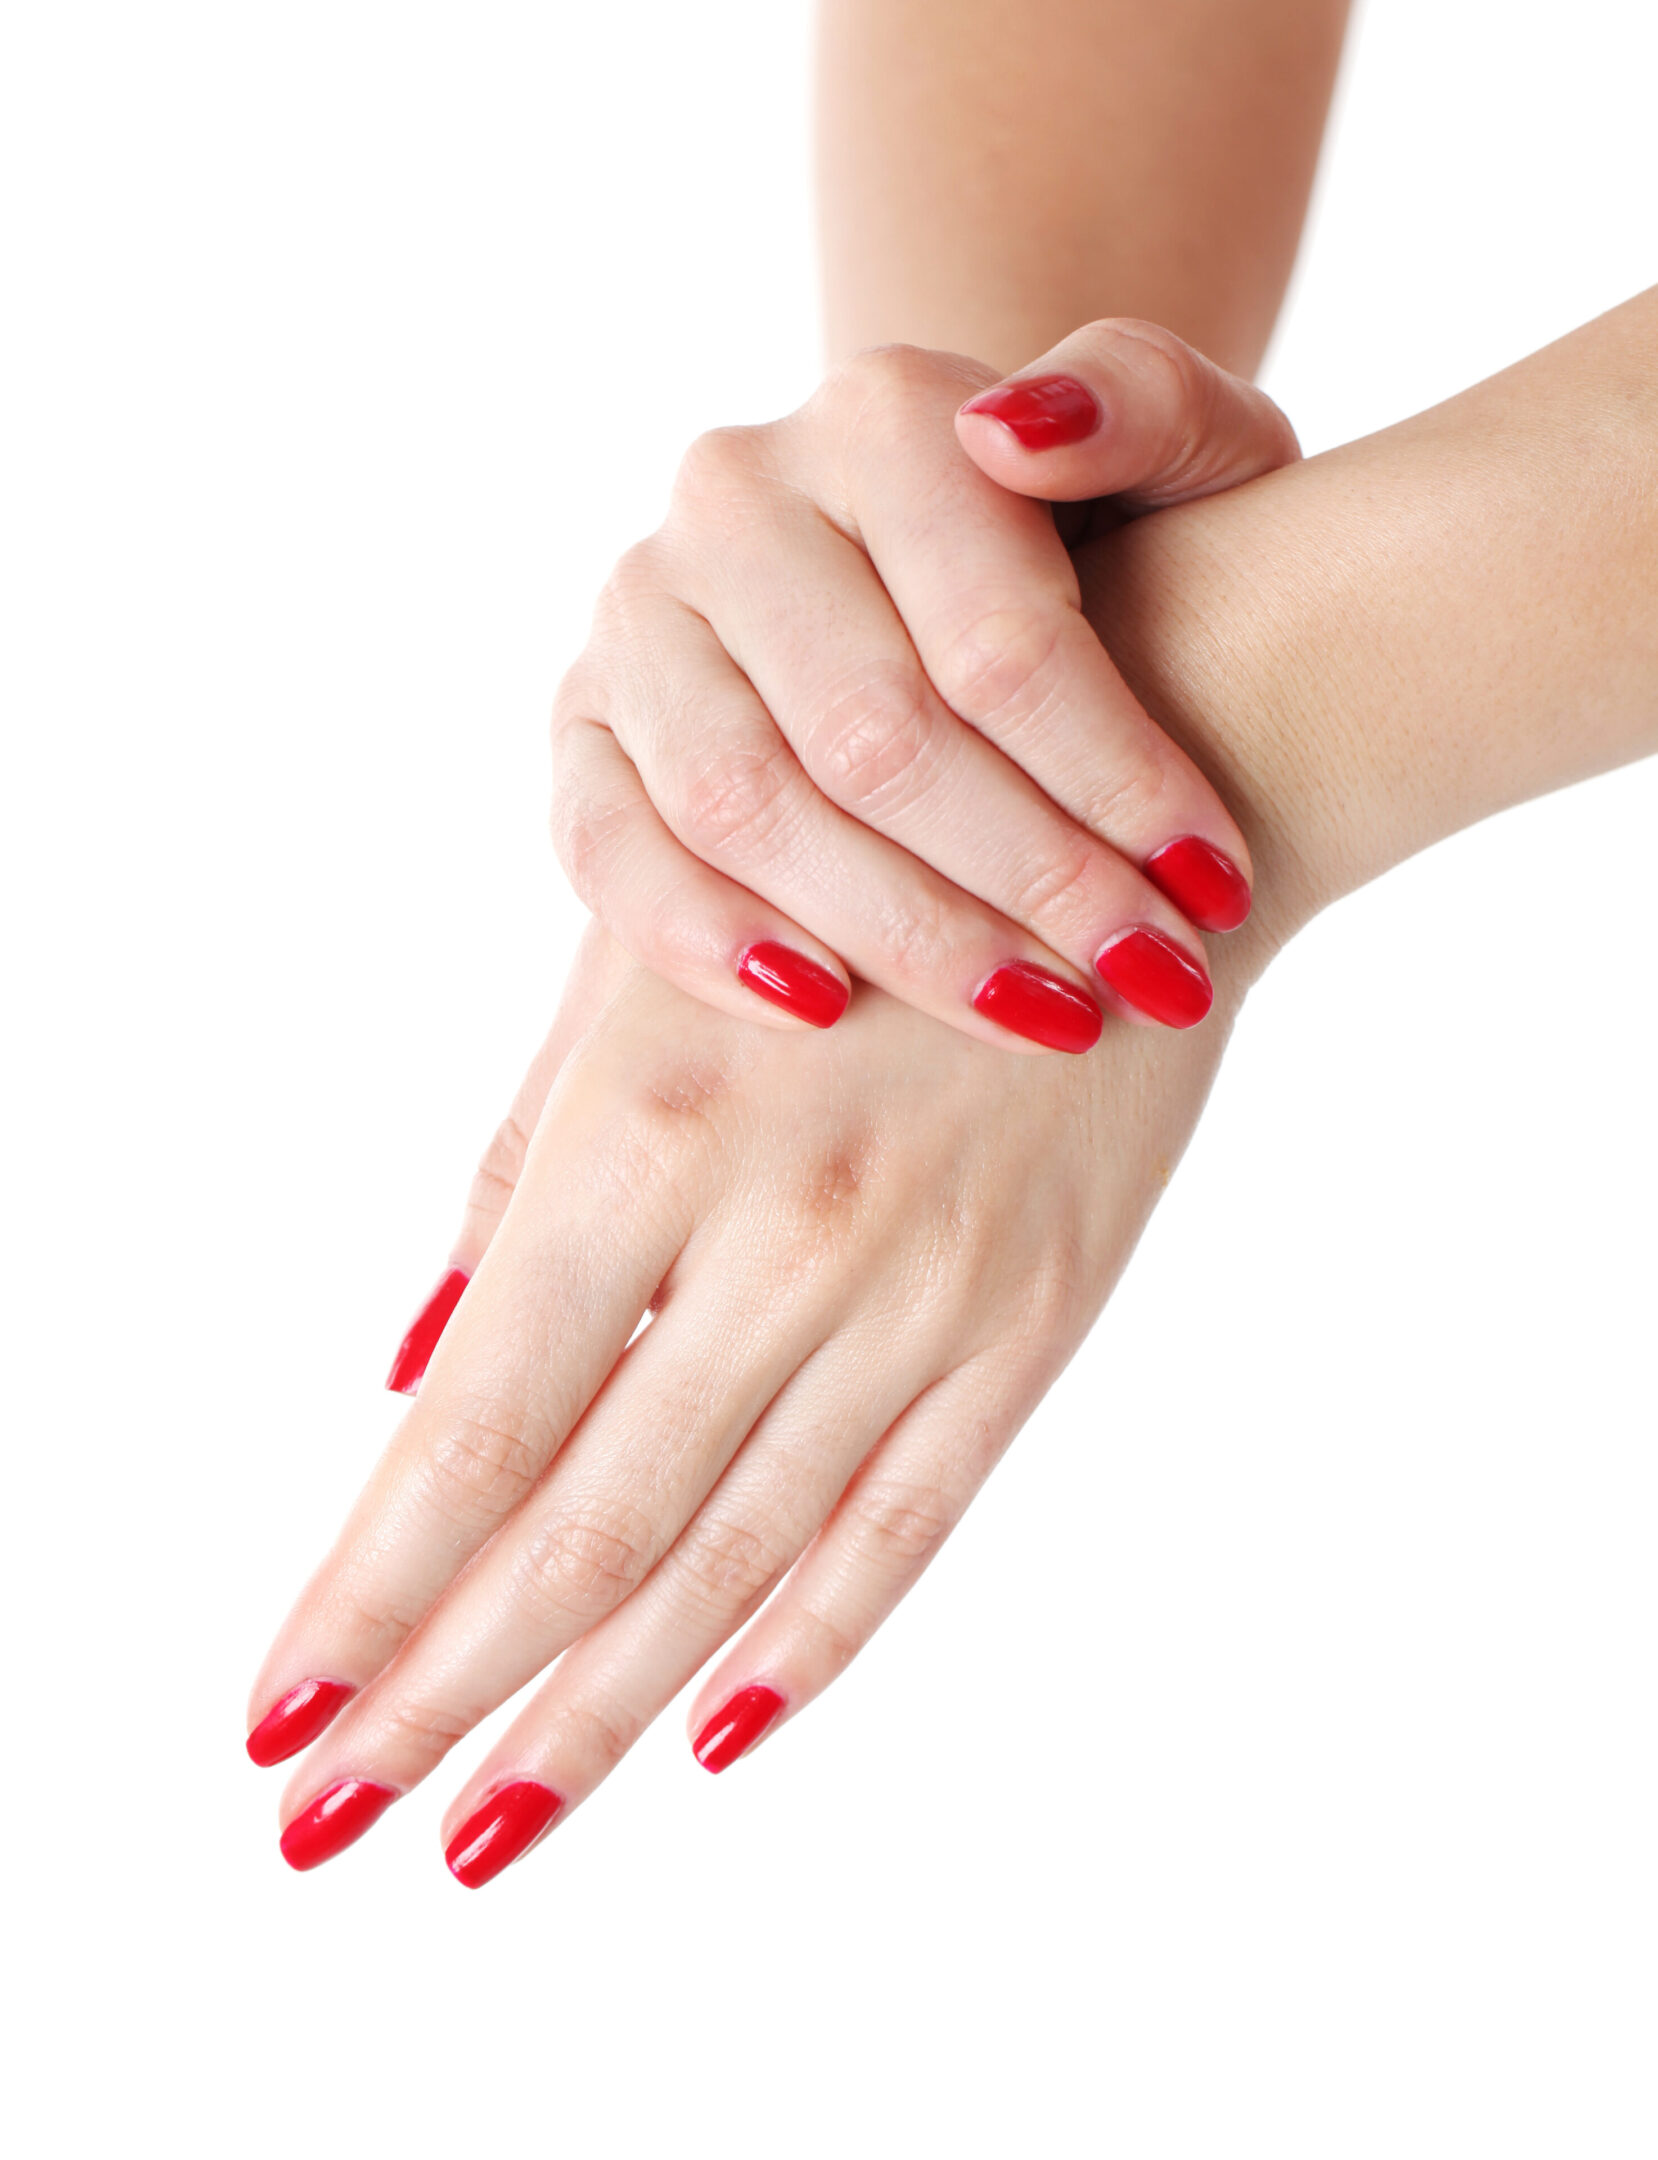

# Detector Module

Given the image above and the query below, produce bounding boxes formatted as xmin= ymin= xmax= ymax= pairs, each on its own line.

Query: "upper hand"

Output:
xmin=551 ymin=321 xmax=1297 ymax=1052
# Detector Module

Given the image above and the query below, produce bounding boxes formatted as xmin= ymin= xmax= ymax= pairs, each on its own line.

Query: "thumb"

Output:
xmin=955 ymin=317 xmax=1299 ymax=510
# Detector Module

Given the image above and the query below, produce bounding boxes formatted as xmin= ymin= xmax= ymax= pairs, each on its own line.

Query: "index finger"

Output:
xmin=244 ymin=1021 xmax=709 ymax=1764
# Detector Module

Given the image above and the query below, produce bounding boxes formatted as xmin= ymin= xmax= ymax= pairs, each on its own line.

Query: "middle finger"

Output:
xmin=665 ymin=504 xmax=1214 ymax=1030
xmin=274 ymin=1254 xmax=850 ymax=1865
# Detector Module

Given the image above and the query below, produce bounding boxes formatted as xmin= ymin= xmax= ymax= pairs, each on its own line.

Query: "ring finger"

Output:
xmin=437 ymin=1321 xmax=945 ymax=1885
xmin=274 ymin=1254 xmax=855 ymax=1866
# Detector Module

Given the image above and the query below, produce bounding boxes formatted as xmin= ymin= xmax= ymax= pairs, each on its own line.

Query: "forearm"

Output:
xmin=1083 ymin=287 xmax=1658 ymax=953
xmin=815 ymin=0 xmax=1350 ymax=376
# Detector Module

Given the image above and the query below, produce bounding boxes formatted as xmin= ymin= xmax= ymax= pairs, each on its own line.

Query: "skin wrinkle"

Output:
xmin=261 ymin=141 xmax=1658 ymax=1860
xmin=552 ymin=323 xmax=1266 ymax=1051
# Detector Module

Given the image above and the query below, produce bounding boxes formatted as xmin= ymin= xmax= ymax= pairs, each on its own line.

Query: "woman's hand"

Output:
xmin=249 ymin=285 xmax=1658 ymax=1878
xmin=249 ymin=921 xmax=1245 ymax=1878
xmin=551 ymin=321 xmax=1297 ymax=1051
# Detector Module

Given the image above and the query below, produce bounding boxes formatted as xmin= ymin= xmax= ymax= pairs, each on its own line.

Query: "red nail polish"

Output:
xmin=246 ymin=1678 xmax=356 ymax=1768
xmin=1145 ymin=836 xmax=1252 ymax=933
xmin=385 ymin=1266 xmax=469 ymax=1395
xmin=972 ymin=961 xmax=1102 ymax=1053
xmin=279 ymin=1778 xmax=398 ymax=1872
xmin=1094 ymin=928 xmax=1213 ymax=1029
xmin=445 ymin=1780 xmax=564 ymax=1889
xmin=959 ymin=374 xmax=1101 ymax=450
xmin=693 ymin=1685 xmax=785 ymax=1773
xmin=737 ymin=942 xmax=850 ymax=1029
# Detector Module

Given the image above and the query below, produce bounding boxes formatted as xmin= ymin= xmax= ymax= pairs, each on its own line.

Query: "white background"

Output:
xmin=4 ymin=3 xmax=1655 ymax=2153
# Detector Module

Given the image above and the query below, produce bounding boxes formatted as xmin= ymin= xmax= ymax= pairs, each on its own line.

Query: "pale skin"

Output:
xmin=547 ymin=0 xmax=1352 ymax=1048
xmin=551 ymin=327 xmax=1299 ymax=1050
xmin=248 ymin=4 xmax=1658 ymax=1876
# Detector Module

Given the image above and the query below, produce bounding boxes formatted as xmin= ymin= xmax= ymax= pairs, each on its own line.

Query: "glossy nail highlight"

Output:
xmin=972 ymin=961 xmax=1102 ymax=1053
xmin=693 ymin=1685 xmax=785 ymax=1774
xmin=279 ymin=1778 xmax=398 ymax=1872
xmin=1145 ymin=836 xmax=1252 ymax=933
xmin=737 ymin=942 xmax=850 ymax=1029
xmin=959 ymin=374 xmax=1101 ymax=449
xmin=385 ymin=1266 xmax=469 ymax=1396
xmin=1094 ymin=928 xmax=1213 ymax=1029
xmin=445 ymin=1780 xmax=565 ymax=1889
xmin=246 ymin=1678 xmax=356 ymax=1768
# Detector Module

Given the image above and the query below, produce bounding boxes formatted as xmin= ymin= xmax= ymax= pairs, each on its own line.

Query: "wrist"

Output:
xmin=1077 ymin=288 xmax=1658 ymax=978
xmin=1076 ymin=473 xmax=1377 ymax=975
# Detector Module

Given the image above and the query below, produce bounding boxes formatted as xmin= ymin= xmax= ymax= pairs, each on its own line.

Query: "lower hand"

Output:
xmin=248 ymin=920 xmax=1241 ymax=1879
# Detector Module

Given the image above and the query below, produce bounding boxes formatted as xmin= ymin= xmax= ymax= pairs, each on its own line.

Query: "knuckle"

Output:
xmin=869 ymin=882 xmax=954 ymax=984
xmin=552 ymin=1696 xmax=639 ymax=1780
xmin=550 ymin=659 xmax=596 ymax=737
xmin=672 ymin=734 xmax=799 ymax=860
xmin=934 ymin=603 xmax=1065 ymax=729
xmin=793 ymin=1594 xmax=864 ymax=1680
xmin=571 ymin=1099 xmax=706 ymax=1241
xmin=671 ymin=424 xmax=773 ymax=513
xmin=425 ymin=1404 xmax=547 ymax=1522
xmin=673 ymin=1512 xmax=790 ymax=1613
xmin=1116 ymin=320 xmax=1228 ymax=485
xmin=335 ymin=1574 xmax=424 ymax=1658
xmin=828 ymin=341 xmax=961 ymax=421
xmin=469 ymin=1112 xmax=532 ymax=1219
xmin=788 ymin=1137 xmax=875 ymax=1234
xmin=587 ymin=541 xmax=668 ymax=647
xmin=999 ymin=827 xmax=1101 ymax=925
xmin=386 ymin=1695 xmax=473 ymax=1771
xmin=805 ymin=670 xmax=939 ymax=814
xmin=1079 ymin=749 xmax=1173 ymax=841
xmin=550 ymin=770 xmax=635 ymax=901
xmin=846 ymin=1477 xmax=958 ymax=1573
xmin=1015 ymin=1238 xmax=1090 ymax=1340
xmin=515 ymin=1502 xmax=658 ymax=1625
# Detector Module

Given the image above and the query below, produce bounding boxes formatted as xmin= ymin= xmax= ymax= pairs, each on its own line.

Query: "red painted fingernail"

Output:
xmin=445 ymin=1780 xmax=564 ymax=1889
xmin=246 ymin=1678 xmax=356 ymax=1768
xmin=1094 ymin=928 xmax=1213 ymax=1029
xmin=959 ymin=374 xmax=1101 ymax=450
xmin=385 ymin=1266 xmax=469 ymax=1395
xmin=737 ymin=942 xmax=850 ymax=1029
xmin=279 ymin=1778 xmax=398 ymax=1872
xmin=1145 ymin=836 xmax=1252 ymax=933
xmin=693 ymin=1685 xmax=785 ymax=1773
xmin=972 ymin=961 xmax=1102 ymax=1054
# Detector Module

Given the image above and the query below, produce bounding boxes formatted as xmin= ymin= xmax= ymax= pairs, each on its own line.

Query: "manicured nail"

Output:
xmin=972 ymin=961 xmax=1102 ymax=1053
xmin=1094 ymin=928 xmax=1213 ymax=1029
xmin=279 ymin=1778 xmax=398 ymax=1872
xmin=246 ymin=1678 xmax=356 ymax=1768
xmin=1145 ymin=836 xmax=1252 ymax=933
xmin=445 ymin=1780 xmax=564 ymax=1889
xmin=693 ymin=1685 xmax=785 ymax=1774
xmin=737 ymin=942 xmax=850 ymax=1029
xmin=385 ymin=1266 xmax=469 ymax=1395
xmin=959 ymin=374 xmax=1101 ymax=450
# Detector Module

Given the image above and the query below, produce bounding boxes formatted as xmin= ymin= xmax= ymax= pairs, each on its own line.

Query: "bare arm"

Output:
xmin=1086 ymin=286 xmax=1658 ymax=943
xmin=816 ymin=0 xmax=1351 ymax=374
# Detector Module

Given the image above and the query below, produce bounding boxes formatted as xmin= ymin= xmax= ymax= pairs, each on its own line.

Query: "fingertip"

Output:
xmin=245 ymin=1678 xmax=357 ymax=1768
xmin=1094 ymin=927 xmax=1214 ymax=1030
xmin=385 ymin=1267 xmax=470 ymax=1395
xmin=444 ymin=1781 xmax=564 ymax=1888
xmin=691 ymin=1684 xmax=785 ymax=1773
xmin=736 ymin=942 xmax=851 ymax=1029
xmin=958 ymin=374 xmax=1103 ymax=453
xmin=1144 ymin=836 xmax=1253 ymax=934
